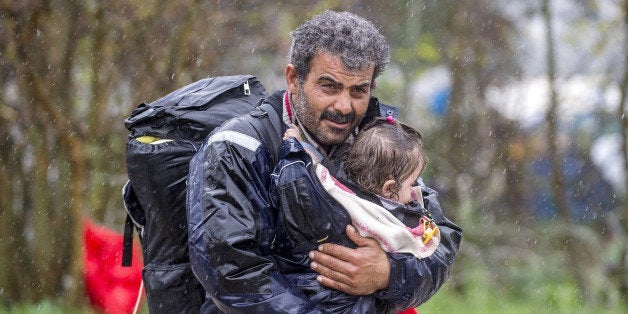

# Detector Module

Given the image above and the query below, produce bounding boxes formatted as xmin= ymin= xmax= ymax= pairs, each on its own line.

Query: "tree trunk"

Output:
xmin=87 ymin=1 xmax=109 ymax=221
xmin=543 ymin=0 xmax=591 ymax=301
xmin=0 ymin=122 xmax=25 ymax=302
xmin=65 ymin=139 xmax=87 ymax=306
xmin=616 ymin=0 xmax=628 ymax=300
xmin=542 ymin=0 xmax=570 ymax=222
xmin=11 ymin=3 xmax=88 ymax=305
xmin=31 ymin=122 xmax=56 ymax=298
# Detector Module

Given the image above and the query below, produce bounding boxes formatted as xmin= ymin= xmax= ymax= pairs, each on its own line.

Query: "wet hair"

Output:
xmin=289 ymin=10 xmax=390 ymax=83
xmin=343 ymin=117 xmax=428 ymax=200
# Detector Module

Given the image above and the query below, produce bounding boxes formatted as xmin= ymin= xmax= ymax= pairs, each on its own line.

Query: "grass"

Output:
xmin=418 ymin=277 xmax=627 ymax=314
xmin=0 ymin=300 xmax=94 ymax=314
xmin=2 ymin=273 xmax=626 ymax=314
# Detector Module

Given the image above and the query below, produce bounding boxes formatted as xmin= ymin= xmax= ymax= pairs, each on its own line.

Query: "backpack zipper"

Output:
xmin=243 ymin=80 xmax=251 ymax=95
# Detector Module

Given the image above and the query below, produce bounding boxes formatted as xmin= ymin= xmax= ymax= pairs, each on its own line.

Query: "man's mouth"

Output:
xmin=321 ymin=111 xmax=355 ymax=126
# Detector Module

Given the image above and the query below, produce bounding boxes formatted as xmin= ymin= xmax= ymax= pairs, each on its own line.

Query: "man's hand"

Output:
xmin=309 ymin=225 xmax=390 ymax=295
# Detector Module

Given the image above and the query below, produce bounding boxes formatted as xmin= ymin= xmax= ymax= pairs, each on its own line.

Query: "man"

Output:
xmin=186 ymin=10 xmax=462 ymax=313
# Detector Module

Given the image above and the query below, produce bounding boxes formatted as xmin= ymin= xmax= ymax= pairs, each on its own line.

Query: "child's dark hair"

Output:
xmin=343 ymin=117 xmax=427 ymax=200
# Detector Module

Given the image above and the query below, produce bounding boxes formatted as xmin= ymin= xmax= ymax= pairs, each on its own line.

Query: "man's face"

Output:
xmin=286 ymin=52 xmax=374 ymax=147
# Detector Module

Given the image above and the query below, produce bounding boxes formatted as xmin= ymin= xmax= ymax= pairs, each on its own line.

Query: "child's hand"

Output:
xmin=410 ymin=185 xmax=424 ymax=208
xmin=283 ymin=123 xmax=302 ymax=141
xmin=410 ymin=186 xmax=421 ymax=201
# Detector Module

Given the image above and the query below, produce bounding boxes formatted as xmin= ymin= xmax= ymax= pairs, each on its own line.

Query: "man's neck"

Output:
xmin=283 ymin=91 xmax=334 ymax=157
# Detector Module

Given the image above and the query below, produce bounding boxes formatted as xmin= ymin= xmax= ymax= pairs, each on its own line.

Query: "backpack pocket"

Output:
xmin=142 ymin=262 xmax=205 ymax=314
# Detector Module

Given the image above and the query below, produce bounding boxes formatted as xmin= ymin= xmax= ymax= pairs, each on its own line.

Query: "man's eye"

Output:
xmin=353 ymin=87 xmax=367 ymax=93
xmin=350 ymin=88 xmax=368 ymax=98
xmin=322 ymin=84 xmax=338 ymax=92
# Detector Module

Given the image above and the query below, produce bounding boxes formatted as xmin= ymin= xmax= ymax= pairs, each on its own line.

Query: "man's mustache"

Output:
xmin=321 ymin=111 xmax=355 ymax=124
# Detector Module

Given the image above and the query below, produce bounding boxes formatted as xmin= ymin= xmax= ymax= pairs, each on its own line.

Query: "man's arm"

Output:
xmin=187 ymin=120 xmax=325 ymax=313
xmin=309 ymin=184 xmax=463 ymax=308
xmin=309 ymin=225 xmax=390 ymax=295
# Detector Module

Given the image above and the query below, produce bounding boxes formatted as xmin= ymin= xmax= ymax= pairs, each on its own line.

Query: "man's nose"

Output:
xmin=333 ymin=90 xmax=353 ymax=114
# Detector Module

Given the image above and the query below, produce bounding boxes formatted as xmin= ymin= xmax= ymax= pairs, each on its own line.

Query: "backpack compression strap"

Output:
xmin=122 ymin=181 xmax=144 ymax=267
xmin=122 ymin=214 xmax=135 ymax=267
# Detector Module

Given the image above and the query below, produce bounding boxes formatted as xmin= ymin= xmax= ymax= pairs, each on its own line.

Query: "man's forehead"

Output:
xmin=309 ymin=52 xmax=374 ymax=83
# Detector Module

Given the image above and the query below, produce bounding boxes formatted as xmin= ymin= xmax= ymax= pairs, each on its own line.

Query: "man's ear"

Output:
xmin=371 ymin=79 xmax=377 ymax=90
xmin=381 ymin=179 xmax=397 ymax=200
xmin=286 ymin=64 xmax=298 ymax=95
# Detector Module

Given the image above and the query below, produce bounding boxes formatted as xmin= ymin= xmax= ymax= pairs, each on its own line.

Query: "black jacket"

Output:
xmin=186 ymin=90 xmax=463 ymax=313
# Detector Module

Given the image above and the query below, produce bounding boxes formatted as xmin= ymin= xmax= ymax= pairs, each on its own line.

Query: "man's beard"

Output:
xmin=293 ymin=86 xmax=357 ymax=146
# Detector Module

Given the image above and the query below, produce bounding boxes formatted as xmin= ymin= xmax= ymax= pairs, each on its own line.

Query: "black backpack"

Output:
xmin=121 ymin=75 xmax=281 ymax=313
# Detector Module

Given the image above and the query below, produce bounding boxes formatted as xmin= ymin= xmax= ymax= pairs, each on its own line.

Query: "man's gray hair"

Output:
xmin=289 ymin=10 xmax=390 ymax=83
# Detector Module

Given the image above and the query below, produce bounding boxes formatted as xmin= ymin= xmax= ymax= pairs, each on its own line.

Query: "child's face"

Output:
xmin=396 ymin=165 xmax=424 ymax=204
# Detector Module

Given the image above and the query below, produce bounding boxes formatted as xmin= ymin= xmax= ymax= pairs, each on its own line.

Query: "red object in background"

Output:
xmin=398 ymin=308 xmax=419 ymax=314
xmin=83 ymin=219 xmax=144 ymax=314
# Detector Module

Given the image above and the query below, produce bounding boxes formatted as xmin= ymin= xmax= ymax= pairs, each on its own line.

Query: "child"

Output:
xmin=282 ymin=116 xmax=439 ymax=256
xmin=270 ymin=116 xmax=439 ymax=313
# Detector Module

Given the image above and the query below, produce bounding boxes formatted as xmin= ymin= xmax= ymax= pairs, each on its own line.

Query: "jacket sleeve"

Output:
xmin=186 ymin=120 xmax=326 ymax=313
xmin=374 ymin=182 xmax=463 ymax=309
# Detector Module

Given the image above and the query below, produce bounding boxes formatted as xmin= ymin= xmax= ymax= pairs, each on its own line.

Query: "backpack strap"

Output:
xmin=121 ymin=180 xmax=145 ymax=267
xmin=249 ymin=98 xmax=283 ymax=165
xmin=121 ymin=181 xmax=135 ymax=267
xmin=122 ymin=214 xmax=135 ymax=267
